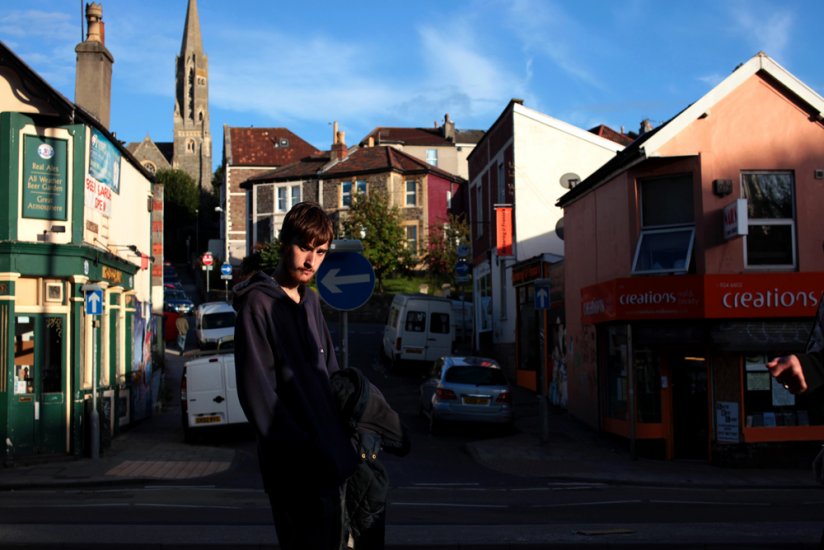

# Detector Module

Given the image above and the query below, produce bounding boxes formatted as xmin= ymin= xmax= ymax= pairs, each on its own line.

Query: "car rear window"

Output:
xmin=444 ymin=366 xmax=507 ymax=385
xmin=203 ymin=312 xmax=236 ymax=330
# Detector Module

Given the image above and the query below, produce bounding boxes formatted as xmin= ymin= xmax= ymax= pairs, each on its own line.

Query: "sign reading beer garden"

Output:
xmin=22 ymin=135 xmax=68 ymax=220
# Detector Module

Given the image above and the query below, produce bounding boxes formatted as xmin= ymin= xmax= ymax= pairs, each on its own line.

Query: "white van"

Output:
xmin=180 ymin=338 xmax=248 ymax=442
xmin=382 ymin=294 xmax=453 ymax=367
xmin=194 ymin=301 xmax=236 ymax=349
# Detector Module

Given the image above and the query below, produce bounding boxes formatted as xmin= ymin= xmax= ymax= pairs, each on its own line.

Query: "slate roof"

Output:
xmin=242 ymin=145 xmax=466 ymax=189
xmin=360 ymin=126 xmax=484 ymax=147
xmin=227 ymin=127 xmax=319 ymax=166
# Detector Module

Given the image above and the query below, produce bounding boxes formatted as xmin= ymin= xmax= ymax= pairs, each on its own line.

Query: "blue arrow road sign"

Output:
xmin=535 ymin=288 xmax=550 ymax=310
xmin=220 ymin=262 xmax=233 ymax=280
xmin=317 ymin=251 xmax=375 ymax=311
xmin=85 ymin=289 xmax=103 ymax=316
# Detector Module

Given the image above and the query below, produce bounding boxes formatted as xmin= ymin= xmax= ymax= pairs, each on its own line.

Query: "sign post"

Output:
xmin=317 ymin=241 xmax=375 ymax=369
xmin=534 ymin=278 xmax=551 ymax=443
xmin=82 ymin=283 xmax=103 ymax=459
xmin=201 ymin=252 xmax=214 ymax=297
xmin=220 ymin=262 xmax=232 ymax=302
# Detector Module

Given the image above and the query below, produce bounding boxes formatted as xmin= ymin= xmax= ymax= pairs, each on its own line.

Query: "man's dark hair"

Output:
xmin=279 ymin=201 xmax=334 ymax=252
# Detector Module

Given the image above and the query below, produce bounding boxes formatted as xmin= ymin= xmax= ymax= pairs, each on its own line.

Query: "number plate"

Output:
xmin=194 ymin=415 xmax=223 ymax=425
xmin=463 ymin=396 xmax=490 ymax=405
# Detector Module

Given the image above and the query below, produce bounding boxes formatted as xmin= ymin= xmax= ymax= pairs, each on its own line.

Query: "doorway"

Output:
xmin=671 ymin=355 xmax=708 ymax=460
xmin=10 ymin=315 xmax=66 ymax=456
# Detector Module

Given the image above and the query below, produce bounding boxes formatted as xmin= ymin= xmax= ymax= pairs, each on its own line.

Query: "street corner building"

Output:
xmin=557 ymin=52 xmax=824 ymax=463
xmin=0 ymin=6 xmax=162 ymax=462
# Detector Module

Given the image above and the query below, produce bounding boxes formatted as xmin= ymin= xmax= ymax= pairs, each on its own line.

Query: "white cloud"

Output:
xmin=503 ymin=0 xmax=603 ymax=89
xmin=727 ymin=1 xmax=794 ymax=60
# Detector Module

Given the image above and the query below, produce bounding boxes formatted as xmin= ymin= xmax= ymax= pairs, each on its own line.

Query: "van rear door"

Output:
xmin=223 ymin=357 xmax=248 ymax=424
xmin=398 ymin=300 xmax=429 ymax=361
xmin=424 ymin=301 xmax=452 ymax=361
xmin=185 ymin=357 xmax=229 ymax=426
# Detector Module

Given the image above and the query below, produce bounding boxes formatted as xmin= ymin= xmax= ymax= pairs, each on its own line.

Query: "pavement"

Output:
xmin=0 ymin=348 xmax=821 ymax=548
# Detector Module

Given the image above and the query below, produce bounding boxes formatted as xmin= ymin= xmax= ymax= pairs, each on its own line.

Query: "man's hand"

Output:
xmin=766 ymin=354 xmax=808 ymax=394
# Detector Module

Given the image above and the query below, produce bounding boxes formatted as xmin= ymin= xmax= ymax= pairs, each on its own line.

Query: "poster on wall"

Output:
xmin=84 ymin=128 xmax=121 ymax=218
xmin=716 ymin=401 xmax=740 ymax=443
xmin=22 ymin=135 xmax=68 ymax=220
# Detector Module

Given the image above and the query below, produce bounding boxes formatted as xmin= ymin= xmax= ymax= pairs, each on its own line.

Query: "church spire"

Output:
xmin=180 ymin=0 xmax=204 ymax=57
xmin=173 ymin=0 xmax=211 ymax=193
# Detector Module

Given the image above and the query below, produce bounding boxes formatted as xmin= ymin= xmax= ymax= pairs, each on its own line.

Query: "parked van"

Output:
xmin=180 ymin=338 xmax=247 ymax=442
xmin=382 ymin=294 xmax=453 ymax=367
xmin=194 ymin=301 xmax=236 ymax=349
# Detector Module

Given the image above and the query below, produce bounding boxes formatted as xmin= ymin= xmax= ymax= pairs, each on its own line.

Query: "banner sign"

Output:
xmin=22 ymin=135 xmax=68 ymax=220
xmin=722 ymin=199 xmax=748 ymax=240
xmin=495 ymin=205 xmax=513 ymax=257
xmin=85 ymin=129 xmax=121 ymax=218
xmin=89 ymin=128 xmax=120 ymax=194
xmin=582 ymin=273 xmax=824 ymax=323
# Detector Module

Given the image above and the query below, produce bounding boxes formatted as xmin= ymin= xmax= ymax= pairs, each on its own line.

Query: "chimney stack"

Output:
xmin=639 ymin=118 xmax=653 ymax=135
xmin=75 ymin=2 xmax=113 ymax=128
xmin=331 ymin=121 xmax=347 ymax=161
xmin=442 ymin=113 xmax=455 ymax=142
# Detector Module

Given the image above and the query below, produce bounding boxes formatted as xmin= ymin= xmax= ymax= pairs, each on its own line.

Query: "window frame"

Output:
xmin=405 ymin=180 xmax=417 ymax=207
xmin=631 ymin=174 xmax=695 ymax=275
xmin=741 ymin=171 xmax=796 ymax=269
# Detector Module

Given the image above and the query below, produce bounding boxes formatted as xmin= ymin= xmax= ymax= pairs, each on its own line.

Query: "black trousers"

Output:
xmin=268 ymin=485 xmax=344 ymax=550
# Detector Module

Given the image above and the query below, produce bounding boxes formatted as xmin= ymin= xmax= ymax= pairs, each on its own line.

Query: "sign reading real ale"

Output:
xmin=22 ymin=136 xmax=68 ymax=220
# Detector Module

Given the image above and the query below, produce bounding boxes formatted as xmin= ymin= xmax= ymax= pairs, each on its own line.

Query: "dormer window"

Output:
xmin=632 ymin=174 xmax=695 ymax=274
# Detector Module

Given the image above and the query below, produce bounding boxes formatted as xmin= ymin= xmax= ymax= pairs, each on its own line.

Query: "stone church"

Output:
xmin=127 ymin=0 xmax=211 ymax=191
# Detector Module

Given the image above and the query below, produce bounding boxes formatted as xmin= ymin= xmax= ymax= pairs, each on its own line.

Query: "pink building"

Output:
xmin=558 ymin=52 xmax=824 ymax=462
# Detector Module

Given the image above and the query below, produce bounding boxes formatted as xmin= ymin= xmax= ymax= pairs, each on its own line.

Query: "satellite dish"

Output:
xmin=559 ymin=172 xmax=581 ymax=189
xmin=555 ymin=217 xmax=564 ymax=240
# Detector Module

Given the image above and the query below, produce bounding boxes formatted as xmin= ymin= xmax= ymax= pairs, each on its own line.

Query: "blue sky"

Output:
xmin=2 ymin=0 xmax=822 ymax=172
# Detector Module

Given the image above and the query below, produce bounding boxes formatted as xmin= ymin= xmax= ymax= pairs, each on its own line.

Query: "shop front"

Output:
xmin=512 ymin=257 xmax=566 ymax=406
xmin=583 ymin=273 xmax=824 ymax=461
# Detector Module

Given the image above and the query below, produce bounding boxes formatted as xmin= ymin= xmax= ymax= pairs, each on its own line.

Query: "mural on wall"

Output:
xmin=549 ymin=318 xmax=568 ymax=408
xmin=130 ymin=300 xmax=154 ymax=421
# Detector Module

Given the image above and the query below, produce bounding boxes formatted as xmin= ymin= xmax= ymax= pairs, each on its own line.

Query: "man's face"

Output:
xmin=283 ymin=240 xmax=329 ymax=285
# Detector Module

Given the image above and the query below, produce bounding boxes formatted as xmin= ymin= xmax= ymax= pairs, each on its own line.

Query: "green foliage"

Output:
xmin=424 ymin=213 xmax=470 ymax=281
xmin=257 ymin=240 xmax=281 ymax=270
xmin=341 ymin=189 xmax=411 ymax=292
xmin=156 ymin=168 xmax=198 ymax=216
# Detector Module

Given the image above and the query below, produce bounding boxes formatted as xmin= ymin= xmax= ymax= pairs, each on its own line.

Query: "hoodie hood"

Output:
xmin=232 ymin=270 xmax=281 ymax=310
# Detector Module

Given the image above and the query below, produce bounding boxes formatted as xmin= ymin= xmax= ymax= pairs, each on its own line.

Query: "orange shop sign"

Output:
xmin=495 ymin=205 xmax=513 ymax=257
xmin=581 ymin=273 xmax=824 ymax=323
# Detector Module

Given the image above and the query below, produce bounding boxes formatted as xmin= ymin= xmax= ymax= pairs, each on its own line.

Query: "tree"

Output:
xmin=156 ymin=168 xmax=198 ymax=262
xmin=424 ymin=213 xmax=470 ymax=281
xmin=341 ymin=188 xmax=410 ymax=292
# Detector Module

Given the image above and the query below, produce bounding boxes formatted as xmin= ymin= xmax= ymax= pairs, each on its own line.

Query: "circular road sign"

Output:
xmin=202 ymin=251 xmax=214 ymax=266
xmin=317 ymin=251 xmax=375 ymax=311
xmin=456 ymin=242 xmax=470 ymax=258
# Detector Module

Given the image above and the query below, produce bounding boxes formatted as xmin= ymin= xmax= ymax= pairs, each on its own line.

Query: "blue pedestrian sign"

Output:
xmin=220 ymin=262 xmax=233 ymax=280
xmin=317 ymin=251 xmax=375 ymax=311
xmin=534 ymin=278 xmax=551 ymax=311
xmin=85 ymin=289 xmax=103 ymax=316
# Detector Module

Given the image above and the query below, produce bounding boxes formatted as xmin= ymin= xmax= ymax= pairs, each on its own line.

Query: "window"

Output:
xmin=405 ymin=225 xmax=418 ymax=255
xmin=405 ymin=180 xmax=417 ymax=207
xmin=475 ymin=185 xmax=484 ymax=237
xmin=426 ymin=148 xmax=438 ymax=166
xmin=632 ymin=175 xmax=695 ymax=274
xmin=430 ymin=313 xmax=450 ymax=334
xmin=404 ymin=311 xmax=425 ymax=332
xmin=497 ymin=163 xmax=506 ymax=203
xmin=741 ymin=172 xmax=795 ymax=268
xmin=342 ymin=180 xmax=366 ymax=208
xmin=277 ymin=187 xmax=287 ymax=212
xmin=276 ymin=185 xmax=301 ymax=212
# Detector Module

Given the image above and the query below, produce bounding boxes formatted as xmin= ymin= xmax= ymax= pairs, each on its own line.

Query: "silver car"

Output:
xmin=419 ymin=356 xmax=513 ymax=434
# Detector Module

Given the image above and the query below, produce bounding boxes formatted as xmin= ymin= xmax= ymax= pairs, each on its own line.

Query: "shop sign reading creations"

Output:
xmin=582 ymin=273 xmax=824 ymax=323
xmin=85 ymin=128 xmax=121 ymax=217
xmin=22 ymin=135 xmax=68 ymax=220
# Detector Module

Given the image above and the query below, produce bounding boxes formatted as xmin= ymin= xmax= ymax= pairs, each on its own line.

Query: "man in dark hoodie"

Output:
xmin=233 ymin=201 xmax=358 ymax=550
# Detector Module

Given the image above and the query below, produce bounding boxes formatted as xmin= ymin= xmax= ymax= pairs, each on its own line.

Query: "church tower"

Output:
xmin=173 ymin=0 xmax=211 ymax=191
